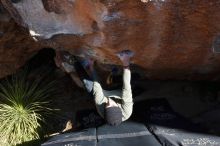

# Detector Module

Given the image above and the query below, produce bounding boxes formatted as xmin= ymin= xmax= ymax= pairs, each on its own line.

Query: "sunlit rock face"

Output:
xmin=9 ymin=0 xmax=107 ymax=39
xmin=1 ymin=0 xmax=220 ymax=80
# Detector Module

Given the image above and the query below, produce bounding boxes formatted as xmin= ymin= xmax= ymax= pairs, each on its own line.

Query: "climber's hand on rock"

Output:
xmin=61 ymin=62 xmax=75 ymax=73
xmin=88 ymin=58 xmax=95 ymax=70
xmin=54 ymin=51 xmax=63 ymax=68
xmin=55 ymin=50 xmax=75 ymax=73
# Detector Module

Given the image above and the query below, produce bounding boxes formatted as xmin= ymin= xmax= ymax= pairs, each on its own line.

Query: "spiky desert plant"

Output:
xmin=0 ymin=72 xmax=58 ymax=146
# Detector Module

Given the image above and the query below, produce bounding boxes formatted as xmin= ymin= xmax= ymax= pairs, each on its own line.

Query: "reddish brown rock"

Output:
xmin=0 ymin=4 xmax=42 ymax=78
xmin=1 ymin=0 xmax=220 ymax=80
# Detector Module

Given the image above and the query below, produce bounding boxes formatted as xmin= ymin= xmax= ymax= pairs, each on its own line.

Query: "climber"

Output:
xmin=54 ymin=50 xmax=134 ymax=126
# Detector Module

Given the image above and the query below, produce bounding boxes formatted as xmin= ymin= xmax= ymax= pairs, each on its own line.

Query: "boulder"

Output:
xmin=1 ymin=0 xmax=220 ymax=80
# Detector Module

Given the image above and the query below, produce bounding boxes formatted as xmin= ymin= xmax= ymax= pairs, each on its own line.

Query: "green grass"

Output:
xmin=0 ymin=71 xmax=58 ymax=146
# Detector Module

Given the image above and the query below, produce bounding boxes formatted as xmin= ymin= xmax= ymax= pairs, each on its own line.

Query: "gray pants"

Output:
xmin=92 ymin=69 xmax=133 ymax=121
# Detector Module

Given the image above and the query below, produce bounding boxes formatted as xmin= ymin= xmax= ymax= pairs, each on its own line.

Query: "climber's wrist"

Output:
xmin=123 ymin=65 xmax=130 ymax=69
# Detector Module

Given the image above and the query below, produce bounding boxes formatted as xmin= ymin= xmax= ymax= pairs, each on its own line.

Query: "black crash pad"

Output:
xmin=41 ymin=128 xmax=96 ymax=146
xmin=97 ymin=121 xmax=161 ymax=146
xmin=150 ymin=125 xmax=220 ymax=146
xmin=133 ymin=98 xmax=195 ymax=130
xmin=41 ymin=122 xmax=161 ymax=146
xmin=134 ymin=98 xmax=220 ymax=146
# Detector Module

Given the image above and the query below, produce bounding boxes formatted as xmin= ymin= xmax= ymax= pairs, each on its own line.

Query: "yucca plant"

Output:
xmin=0 ymin=71 xmax=58 ymax=146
